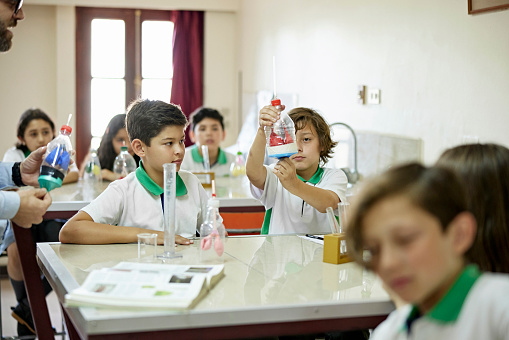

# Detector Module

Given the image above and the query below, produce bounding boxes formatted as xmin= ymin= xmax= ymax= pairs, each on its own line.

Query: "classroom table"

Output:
xmin=44 ymin=176 xmax=265 ymax=233
xmin=37 ymin=235 xmax=394 ymax=339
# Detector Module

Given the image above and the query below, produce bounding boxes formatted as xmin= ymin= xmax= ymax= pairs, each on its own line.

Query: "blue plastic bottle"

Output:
xmin=38 ymin=124 xmax=73 ymax=191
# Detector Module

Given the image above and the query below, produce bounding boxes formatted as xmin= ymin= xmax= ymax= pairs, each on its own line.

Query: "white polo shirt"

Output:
xmin=181 ymin=145 xmax=237 ymax=177
xmin=81 ymin=165 xmax=209 ymax=238
xmin=371 ymin=266 xmax=509 ymax=340
xmin=251 ymin=165 xmax=348 ymax=234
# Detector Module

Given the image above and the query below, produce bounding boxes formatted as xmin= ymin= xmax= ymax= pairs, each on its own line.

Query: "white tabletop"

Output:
xmin=37 ymin=235 xmax=393 ymax=338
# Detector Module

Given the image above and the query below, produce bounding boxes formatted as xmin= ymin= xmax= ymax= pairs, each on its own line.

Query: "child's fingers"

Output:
xmin=175 ymin=235 xmax=193 ymax=245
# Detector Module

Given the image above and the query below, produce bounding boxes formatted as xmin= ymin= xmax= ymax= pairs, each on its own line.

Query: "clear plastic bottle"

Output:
xmin=230 ymin=151 xmax=246 ymax=177
xmin=38 ymin=124 xmax=73 ymax=191
xmin=264 ymin=98 xmax=298 ymax=159
xmin=112 ymin=146 xmax=137 ymax=179
xmin=199 ymin=198 xmax=226 ymax=262
xmin=82 ymin=148 xmax=102 ymax=200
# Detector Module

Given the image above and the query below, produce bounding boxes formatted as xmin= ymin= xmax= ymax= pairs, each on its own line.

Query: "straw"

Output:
xmin=272 ymin=56 xmax=277 ymax=100
xmin=66 ymin=114 xmax=72 ymax=126
xmin=326 ymin=207 xmax=340 ymax=234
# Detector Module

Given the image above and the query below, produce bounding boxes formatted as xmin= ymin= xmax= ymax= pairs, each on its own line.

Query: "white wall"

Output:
xmin=0 ymin=5 xmax=58 ymax=152
xmin=237 ymin=0 xmax=509 ymax=163
xmin=0 ymin=4 xmax=238 ymax=156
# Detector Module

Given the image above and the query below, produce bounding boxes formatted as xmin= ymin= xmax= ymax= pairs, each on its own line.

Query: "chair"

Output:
xmin=11 ymin=222 xmax=72 ymax=340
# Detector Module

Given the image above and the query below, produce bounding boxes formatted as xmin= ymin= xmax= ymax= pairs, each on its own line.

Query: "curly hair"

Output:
xmin=287 ymin=107 xmax=337 ymax=165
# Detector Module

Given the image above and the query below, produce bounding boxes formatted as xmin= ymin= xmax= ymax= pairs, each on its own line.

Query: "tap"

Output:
xmin=329 ymin=122 xmax=359 ymax=184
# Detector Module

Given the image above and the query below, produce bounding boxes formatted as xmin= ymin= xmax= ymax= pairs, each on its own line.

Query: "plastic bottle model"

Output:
xmin=230 ymin=151 xmax=246 ymax=177
xmin=200 ymin=197 xmax=226 ymax=261
xmin=38 ymin=124 xmax=73 ymax=191
xmin=112 ymin=146 xmax=137 ymax=179
xmin=82 ymin=148 xmax=102 ymax=200
xmin=264 ymin=99 xmax=298 ymax=159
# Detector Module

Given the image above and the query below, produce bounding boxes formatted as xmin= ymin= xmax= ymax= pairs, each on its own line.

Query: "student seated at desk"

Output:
xmin=60 ymin=99 xmax=211 ymax=245
xmin=346 ymin=163 xmax=509 ymax=340
xmin=79 ymin=113 xmax=140 ymax=181
xmin=2 ymin=108 xmax=78 ymax=336
xmin=181 ymin=107 xmax=236 ymax=177
xmin=246 ymin=106 xmax=347 ymax=234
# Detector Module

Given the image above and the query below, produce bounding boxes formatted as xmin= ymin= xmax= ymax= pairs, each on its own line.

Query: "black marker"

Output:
xmin=305 ymin=234 xmax=324 ymax=240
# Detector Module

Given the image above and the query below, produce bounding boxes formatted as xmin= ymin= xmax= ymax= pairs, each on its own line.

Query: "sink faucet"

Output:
xmin=329 ymin=122 xmax=359 ymax=184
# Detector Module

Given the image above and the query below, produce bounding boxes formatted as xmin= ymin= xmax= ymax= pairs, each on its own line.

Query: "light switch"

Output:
xmin=367 ymin=88 xmax=381 ymax=105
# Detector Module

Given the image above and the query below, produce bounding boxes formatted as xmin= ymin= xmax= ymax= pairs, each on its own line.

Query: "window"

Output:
xmin=76 ymin=8 xmax=174 ymax=164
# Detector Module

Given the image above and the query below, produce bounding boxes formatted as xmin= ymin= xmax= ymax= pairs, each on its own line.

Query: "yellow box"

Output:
xmin=323 ymin=233 xmax=352 ymax=265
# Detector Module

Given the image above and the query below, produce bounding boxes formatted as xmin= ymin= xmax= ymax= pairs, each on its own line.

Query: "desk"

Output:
xmin=45 ymin=177 xmax=265 ymax=233
xmin=37 ymin=235 xmax=393 ymax=339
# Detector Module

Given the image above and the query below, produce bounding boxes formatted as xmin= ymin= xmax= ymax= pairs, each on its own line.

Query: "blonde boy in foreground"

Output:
xmin=246 ymin=106 xmax=347 ymax=234
xmin=346 ymin=163 xmax=509 ymax=339
xmin=60 ymin=99 xmax=211 ymax=244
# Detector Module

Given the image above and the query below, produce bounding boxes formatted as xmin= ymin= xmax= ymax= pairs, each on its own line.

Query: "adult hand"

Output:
xmin=272 ymin=158 xmax=300 ymax=192
xmin=20 ymin=146 xmax=75 ymax=186
xmin=19 ymin=146 xmax=46 ymax=187
xmin=12 ymin=188 xmax=52 ymax=228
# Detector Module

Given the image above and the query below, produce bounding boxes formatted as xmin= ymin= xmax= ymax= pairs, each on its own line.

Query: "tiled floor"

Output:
xmin=0 ymin=277 xmax=64 ymax=338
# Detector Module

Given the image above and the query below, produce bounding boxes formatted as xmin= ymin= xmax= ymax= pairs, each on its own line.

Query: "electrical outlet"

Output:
xmin=358 ymin=85 xmax=366 ymax=104
xmin=367 ymin=88 xmax=381 ymax=105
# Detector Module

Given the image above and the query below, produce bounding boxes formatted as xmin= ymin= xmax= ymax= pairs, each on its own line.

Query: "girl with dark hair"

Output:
xmin=80 ymin=114 xmax=139 ymax=181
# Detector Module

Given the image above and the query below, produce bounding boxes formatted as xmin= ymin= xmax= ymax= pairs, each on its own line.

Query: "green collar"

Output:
xmin=23 ymin=148 xmax=31 ymax=158
xmin=135 ymin=162 xmax=187 ymax=197
xmin=297 ymin=167 xmax=324 ymax=184
xmin=261 ymin=167 xmax=325 ymax=234
xmin=404 ymin=265 xmax=480 ymax=328
xmin=191 ymin=145 xmax=227 ymax=165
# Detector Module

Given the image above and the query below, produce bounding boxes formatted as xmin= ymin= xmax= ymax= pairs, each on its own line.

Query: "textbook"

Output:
xmin=64 ymin=262 xmax=225 ymax=310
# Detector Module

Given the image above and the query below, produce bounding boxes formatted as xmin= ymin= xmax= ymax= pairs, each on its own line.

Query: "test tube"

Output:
xmin=202 ymin=145 xmax=211 ymax=172
xmin=158 ymin=163 xmax=182 ymax=260
xmin=325 ymin=206 xmax=340 ymax=234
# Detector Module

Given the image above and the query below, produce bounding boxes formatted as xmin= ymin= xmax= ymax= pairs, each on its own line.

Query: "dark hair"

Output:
xmin=287 ymin=107 xmax=337 ymax=165
xmin=97 ymin=114 xmax=140 ymax=171
xmin=189 ymin=107 xmax=225 ymax=132
xmin=436 ymin=143 xmax=509 ymax=273
xmin=125 ymin=98 xmax=188 ymax=146
xmin=346 ymin=163 xmax=468 ymax=269
xmin=16 ymin=108 xmax=55 ymax=152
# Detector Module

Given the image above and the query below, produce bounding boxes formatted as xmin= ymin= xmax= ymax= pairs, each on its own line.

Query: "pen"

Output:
xmin=305 ymin=234 xmax=324 ymax=240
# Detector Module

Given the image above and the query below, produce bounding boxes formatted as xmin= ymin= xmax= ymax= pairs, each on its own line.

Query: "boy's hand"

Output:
xmin=258 ymin=105 xmax=285 ymax=128
xmin=155 ymin=231 xmax=193 ymax=245
xmin=272 ymin=158 xmax=300 ymax=193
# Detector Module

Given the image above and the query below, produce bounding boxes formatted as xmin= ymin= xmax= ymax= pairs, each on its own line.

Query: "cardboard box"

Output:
xmin=323 ymin=233 xmax=352 ymax=265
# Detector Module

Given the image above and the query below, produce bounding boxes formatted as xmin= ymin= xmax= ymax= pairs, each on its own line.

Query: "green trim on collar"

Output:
xmin=403 ymin=265 xmax=481 ymax=329
xmin=23 ymin=149 xmax=31 ymax=158
xmin=261 ymin=208 xmax=272 ymax=235
xmin=191 ymin=145 xmax=227 ymax=165
xmin=135 ymin=163 xmax=187 ymax=197
xmin=426 ymin=265 xmax=480 ymax=323
xmin=296 ymin=167 xmax=324 ymax=184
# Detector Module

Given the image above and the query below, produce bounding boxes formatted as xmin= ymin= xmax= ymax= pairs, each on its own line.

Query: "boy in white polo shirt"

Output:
xmin=246 ymin=106 xmax=348 ymax=234
xmin=346 ymin=163 xmax=509 ymax=340
xmin=60 ymin=99 xmax=210 ymax=244
xmin=181 ymin=107 xmax=236 ymax=177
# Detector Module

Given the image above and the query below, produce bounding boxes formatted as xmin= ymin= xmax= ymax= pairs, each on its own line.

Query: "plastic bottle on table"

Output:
xmin=82 ymin=148 xmax=102 ymax=200
xmin=264 ymin=99 xmax=298 ymax=159
xmin=230 ymin=151 xmax=246 ymax=177
xmin=112 ymin=146 xmax=137 ymax=179
xmin=200 ymin=197 xmax=226 ymax=262
xmin=38 ymin=124 xmax=73 ymax=191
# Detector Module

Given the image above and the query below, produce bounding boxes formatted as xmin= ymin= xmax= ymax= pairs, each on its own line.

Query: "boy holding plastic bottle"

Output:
xmin=181 ymin=107 xmax=237 ymax=177
xmin=60 ymin=99 xmax=211 ymax=245
xmin=346 ymin=163 xmax=509 ymax=339
xmin=246 ymin=105 xmax=347 ymax=234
